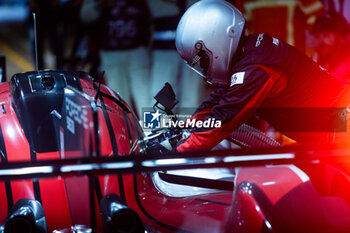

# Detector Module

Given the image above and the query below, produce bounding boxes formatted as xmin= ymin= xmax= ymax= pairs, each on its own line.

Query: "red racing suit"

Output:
xmin=177 ymin=33 xmax=350 ymax=152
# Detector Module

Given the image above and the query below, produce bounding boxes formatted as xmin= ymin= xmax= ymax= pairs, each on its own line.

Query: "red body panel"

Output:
xmin=128 ymin=174 xmax=233 ymax=233
xmin=0 ymin=182 xmax=8 ymax=221
xmin=0 ymin=76 xmax=350 ymax=233
xmin=235 ymin=166 xmax=305 ymax=205
xmin=39 ymin=178 xmax=72 ymax=231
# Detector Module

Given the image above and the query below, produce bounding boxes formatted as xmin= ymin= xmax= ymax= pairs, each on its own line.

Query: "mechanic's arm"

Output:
xmin=177 ymin=65 xmax=283 ymax=152
xmin=190 ymin=88 xmax=229 ymax=120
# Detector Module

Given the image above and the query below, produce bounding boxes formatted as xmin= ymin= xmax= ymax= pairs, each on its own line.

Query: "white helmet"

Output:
xmin=175 ymin=0 xmax=245 ymax=87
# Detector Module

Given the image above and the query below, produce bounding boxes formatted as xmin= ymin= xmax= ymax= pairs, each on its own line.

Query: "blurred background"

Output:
xmin=0 ymin=0 xmax=348 ymax=117
xmin=0 ymin=0 xmax=81 ymax=78
xmin=0 ymin=0 xmax=34 ymax=77
xmin=0 ymin=0 xmax=208 ymax=116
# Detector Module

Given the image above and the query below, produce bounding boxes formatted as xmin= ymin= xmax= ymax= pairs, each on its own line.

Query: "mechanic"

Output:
xmin=80 ymin=0 xmax=152 ymax=116
xmin=172 ymin=0 xmax=350 ymax=152
xmin=311 ymin=11 xmax=350 ymax=81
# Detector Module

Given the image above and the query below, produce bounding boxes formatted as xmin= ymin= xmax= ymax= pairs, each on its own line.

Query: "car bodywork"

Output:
xmin=0 ymin=70 xmax=349 ymax=233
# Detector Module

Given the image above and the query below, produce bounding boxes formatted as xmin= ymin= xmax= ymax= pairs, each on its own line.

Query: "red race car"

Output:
xmin=0 ymin=70 xmax=349 ymax=233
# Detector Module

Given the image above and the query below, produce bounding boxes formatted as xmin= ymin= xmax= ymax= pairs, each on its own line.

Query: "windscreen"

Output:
xmin=58 ymin=86 xmax=99 ymax=227
xmin=59 ymin=86 xmax=99 ymax=159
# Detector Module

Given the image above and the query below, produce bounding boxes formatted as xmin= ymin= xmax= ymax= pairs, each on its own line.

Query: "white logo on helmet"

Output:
xmin=230 ymin=72 xmax=245 ymax=87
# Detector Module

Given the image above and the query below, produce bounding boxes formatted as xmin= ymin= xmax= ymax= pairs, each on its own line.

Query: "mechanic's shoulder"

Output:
xmin=232 ymin=63 xmax=265 ymax=77
xmin=245 ymin=33 xmax=276 ymax=48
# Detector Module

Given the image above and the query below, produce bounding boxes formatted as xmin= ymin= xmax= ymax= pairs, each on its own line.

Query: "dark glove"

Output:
xmin=145 ymin=142 xmax=170 ymax=155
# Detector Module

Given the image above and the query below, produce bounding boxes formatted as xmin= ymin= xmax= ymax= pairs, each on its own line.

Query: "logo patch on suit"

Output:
xmin=255 ymin=33 xmax=264 ymax=47
xmin=230 ymin=72 xmax=245 ymax=87
xmin=272 ymin=37 xmax=279 ymax=46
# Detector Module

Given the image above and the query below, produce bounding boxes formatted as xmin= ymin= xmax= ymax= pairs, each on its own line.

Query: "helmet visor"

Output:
xmin=186 ymin=48 xmax=212 ymax=84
